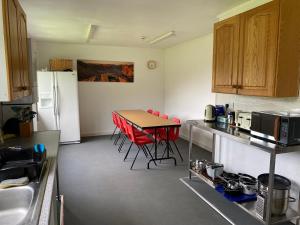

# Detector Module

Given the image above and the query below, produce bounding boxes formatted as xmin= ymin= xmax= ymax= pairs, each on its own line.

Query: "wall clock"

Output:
xmin=147 ymin=60 xmax=157 ymax=70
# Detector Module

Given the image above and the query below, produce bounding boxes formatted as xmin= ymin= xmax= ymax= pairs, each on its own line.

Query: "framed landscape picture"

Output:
xmin=77 ymin=60 xmax=134 ymax=82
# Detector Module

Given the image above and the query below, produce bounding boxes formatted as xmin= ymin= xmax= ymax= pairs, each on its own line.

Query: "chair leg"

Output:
xmin=141 ymin=145 xmax=148 ymax=158
xmin=123 ymin=142 xmax=133 ymax=161
xmin=118 ymin=135 xmax=126 ymax=152
xmin=114 ymin=131 xmax=121 ymax=145
xmin=172 ymin=141 xmax=183 ymax=162
xmin=149 ymin=143 xmax=154 ymax=153
xmin=160 ymin=146 xmax=167 ymax=163
xmin=144 ymin=145 xmax=157 ymax=166
xmin=130 ymin=145 xmax=141 ymax=170
xmin=110 ymin=126 xmax=117 ymax=140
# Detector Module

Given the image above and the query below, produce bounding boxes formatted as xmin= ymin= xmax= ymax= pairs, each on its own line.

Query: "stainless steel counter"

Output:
xmin=186 ymin=120 xmax=300 ymax=154
xmin=0 ymin=131 xmax=60 ymax=225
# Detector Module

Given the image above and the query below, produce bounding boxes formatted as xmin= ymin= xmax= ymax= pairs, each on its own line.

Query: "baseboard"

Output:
xmin=180 ymin=133 xmax=212 ymax=152
xmin=81 ymin=130 xmax=114 ymax=137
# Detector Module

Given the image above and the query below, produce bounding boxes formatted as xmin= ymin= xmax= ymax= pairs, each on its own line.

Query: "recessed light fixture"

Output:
xmin=86 ymin=24 xmax=98 ymax=43
xmin=149 ymin=31 xmax=175 ymax=45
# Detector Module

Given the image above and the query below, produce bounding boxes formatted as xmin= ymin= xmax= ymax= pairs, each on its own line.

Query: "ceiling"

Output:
xmin=20 ymin=0 xmax=248 ymax=48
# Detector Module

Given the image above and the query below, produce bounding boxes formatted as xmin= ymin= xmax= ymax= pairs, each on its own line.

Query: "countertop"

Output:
xmin=186 ymin=120 xmax=300 ymax=154
xmin=0 ymin=131 xmax=60 ymax=225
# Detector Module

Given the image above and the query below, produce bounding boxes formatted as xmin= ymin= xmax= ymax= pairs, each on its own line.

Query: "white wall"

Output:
xmin=36 ymin=42 xmax=165 ymax=136
xmin=164 ymin=34 xmax=215 ymax=150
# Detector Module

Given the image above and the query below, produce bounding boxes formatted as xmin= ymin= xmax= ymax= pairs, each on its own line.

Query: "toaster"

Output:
xmin=236 ymin=112 xmax=251 ymax=131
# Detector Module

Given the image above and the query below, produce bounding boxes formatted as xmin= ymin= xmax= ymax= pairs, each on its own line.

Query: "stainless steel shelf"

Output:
xmin=239 ymin=201 xmax=300 ymax=225
xmin=186 ymin=120 xmax=300 ymax=154
xmin=189 ymin=169 xmax=300 ymax=225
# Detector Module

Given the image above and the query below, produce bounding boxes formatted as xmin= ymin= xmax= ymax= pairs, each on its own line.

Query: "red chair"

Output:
xmin=152 ymin=111 xmax=160 ymax=116
xmin=158 ymin=117 xmax=183 ymax=162
xmin=147 ymin=109 xmax=153 ymax=114
xmin=116 ymin=116 xmax=145 ymax=152
xmin=160 ymin=114 xmax=168 ymax=119
xmin=114 ymin=115 xmax=127 ymax=150
xmin=113 ymin=113 xmax=123 ymax=145
xmin=111 ymin=112 xmax=119 ymax=140
xmin=123 ymin=120 xmax=157 ymax=169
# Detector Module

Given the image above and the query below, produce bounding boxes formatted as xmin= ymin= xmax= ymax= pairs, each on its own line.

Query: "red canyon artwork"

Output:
xmin=77 ymin=60 xmax=134 ymax=82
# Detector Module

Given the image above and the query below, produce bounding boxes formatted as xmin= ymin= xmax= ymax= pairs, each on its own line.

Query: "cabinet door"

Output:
xmin=18 ymin=6 xmax=30 ymax=96
xmin=212 ymin=16 xmax=240 ymax=94
xmin=4 ymin=0 xmax=23 ymax=99
xmin=238 ymin=1 xmax=279 ymax=96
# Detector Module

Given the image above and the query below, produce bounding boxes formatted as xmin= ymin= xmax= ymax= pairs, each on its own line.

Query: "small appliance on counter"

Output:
xmin=215 ymin=105 xmax=225 ymax=117
xmin=204 ymin=105 xmax=216 ymax=122
xmin=206 ymin=162 xmax=224 ymax=180
xmin=251 ymin=111 xmax=300 ymax=146
xmin=236 ymin=111 xmax=251 ymax=131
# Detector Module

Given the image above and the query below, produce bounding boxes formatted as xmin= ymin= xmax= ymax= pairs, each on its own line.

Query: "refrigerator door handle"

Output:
xmin=53 ymin=82 xmax=57 ymax=116
xmin=54 ymin=73 xmax=59 ymax=130
xmin=56 ymin=83 xmax=61 ymax=130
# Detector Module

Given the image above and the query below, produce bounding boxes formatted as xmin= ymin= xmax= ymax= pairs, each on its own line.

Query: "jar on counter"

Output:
xmin=228 ymin=112 xmax=235 ymax=126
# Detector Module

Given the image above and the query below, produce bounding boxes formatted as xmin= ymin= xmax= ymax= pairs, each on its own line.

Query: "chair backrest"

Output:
xmin=170 ymin=117 xmax=180 ymax=141
xmin=117 ymin=116 xmax=126 ymax=133
xmin=124 ymin=122 xmax=137 ymax=142
xmin=112 ymin=112 xmax=118 ymax=126
xmin=160 ymin=114 xmax=168 ymax=119
xmin=152 ymin=111 xmax=160 ymax=117
xmin=120 ymin=117 xmax=129 ymax=136
xmin=147 ymin=109 xmax=153 ymax=114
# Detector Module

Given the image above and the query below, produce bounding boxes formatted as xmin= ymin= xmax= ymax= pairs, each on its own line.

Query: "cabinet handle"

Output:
xmin=60 ymin=195 xmax=64 ymax=225
xmin=16 ymin=86 xmax=23 ymax=91
xmin=232 ymin=85 xmax=237 ymax=88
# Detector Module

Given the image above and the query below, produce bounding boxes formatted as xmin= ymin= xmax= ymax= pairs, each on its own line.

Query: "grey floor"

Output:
xmin=58 ymin=136 xmax=239 ymax=225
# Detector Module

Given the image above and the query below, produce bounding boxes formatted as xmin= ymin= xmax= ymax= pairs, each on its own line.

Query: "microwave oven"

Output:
xmin=251 ymin=111 xmax=300 ymax=146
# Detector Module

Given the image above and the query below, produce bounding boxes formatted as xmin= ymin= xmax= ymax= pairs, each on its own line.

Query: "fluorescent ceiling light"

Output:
xmin=86 ymin=24 xmax=98 ymax=43
xmin=149 ymin=31 xmax=175 ymax=44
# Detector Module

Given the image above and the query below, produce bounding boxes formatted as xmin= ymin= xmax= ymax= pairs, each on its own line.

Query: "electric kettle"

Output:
xmin=204 ymin=105 xmax=216 ymax=122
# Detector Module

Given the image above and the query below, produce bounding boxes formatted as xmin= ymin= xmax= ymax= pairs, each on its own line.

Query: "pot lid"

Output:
xmin=258 ymin=174 xmax=291 ymax=190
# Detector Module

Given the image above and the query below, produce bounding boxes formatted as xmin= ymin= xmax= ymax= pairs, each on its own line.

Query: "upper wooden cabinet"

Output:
xmin=212 ymin=0 xmax=300 ymax=97
xmin=212 ymin=16 xmax=239 ymax=94
xmin=0 ymin=0 xmax=30 ymax=101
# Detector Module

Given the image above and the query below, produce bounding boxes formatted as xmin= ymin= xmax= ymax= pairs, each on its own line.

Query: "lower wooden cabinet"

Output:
xmin=212 ymin=0 xmax=300 ymax=97
xmin=49 ymin=168 xmax=64 ymax=225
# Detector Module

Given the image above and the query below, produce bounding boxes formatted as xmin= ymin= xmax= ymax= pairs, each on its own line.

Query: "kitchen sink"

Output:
xmin=0 ymin=159 xmax=52 ymax=225
xmin=0 ymin=185 xmax=34 ymax=225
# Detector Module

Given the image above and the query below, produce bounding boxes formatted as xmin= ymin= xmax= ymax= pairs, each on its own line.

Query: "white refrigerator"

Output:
xmin=36 ymin=71 xmax=81 ymax=144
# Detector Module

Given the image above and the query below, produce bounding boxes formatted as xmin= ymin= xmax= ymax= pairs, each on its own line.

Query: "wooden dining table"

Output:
xmin=116 ymin=109 xmax=181 ymax=169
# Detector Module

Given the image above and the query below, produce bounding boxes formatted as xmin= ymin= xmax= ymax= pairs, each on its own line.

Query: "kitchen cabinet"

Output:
xmin=49 ymin=169 xmax=63 ymax=225
xmin=212 ymin=16 xmax=240 ymax=94
xmin=0 ymin=0 xmax=30 ymax=101
xmin=212 ymin=0 xmax=300 ymax=97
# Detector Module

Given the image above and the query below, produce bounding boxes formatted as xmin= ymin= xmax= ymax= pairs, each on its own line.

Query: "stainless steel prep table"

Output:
xmin=186 ymin=120 xmax=300 ymax=225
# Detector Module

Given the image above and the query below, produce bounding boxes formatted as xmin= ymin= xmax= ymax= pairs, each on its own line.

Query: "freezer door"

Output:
xmin=37 ymin=72 xmax=57 ymax=131
xmin=56 ymin=72 xmax=81 ymax=143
